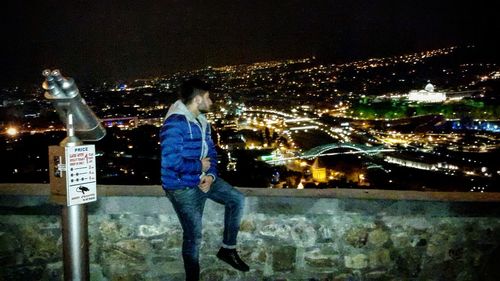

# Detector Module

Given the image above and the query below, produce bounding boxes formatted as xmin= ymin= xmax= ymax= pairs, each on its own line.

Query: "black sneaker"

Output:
xmin=216 ymin=247 xmax=250 ymax=272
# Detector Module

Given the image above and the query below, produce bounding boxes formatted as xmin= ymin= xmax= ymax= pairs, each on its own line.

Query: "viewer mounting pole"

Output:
xmin=61 ymin=113 xmax=89 ymax=281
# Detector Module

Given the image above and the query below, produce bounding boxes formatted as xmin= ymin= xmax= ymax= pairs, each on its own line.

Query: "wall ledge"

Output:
xmin=1 ymin=183 xmax=500 ymax=202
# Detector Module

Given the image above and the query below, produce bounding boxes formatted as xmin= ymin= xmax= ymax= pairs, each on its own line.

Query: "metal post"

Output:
xmin=61 ymin=114 xmax=89 ymax=281
xmin=62 ymin=204 xmax=89 ymax=281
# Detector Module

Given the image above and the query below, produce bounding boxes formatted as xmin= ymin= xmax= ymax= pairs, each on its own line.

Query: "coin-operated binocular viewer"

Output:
xmin=43 ymin=69 xmax=106 ymax=281
xmin=44 ymin=69 xmax=106 ymax=204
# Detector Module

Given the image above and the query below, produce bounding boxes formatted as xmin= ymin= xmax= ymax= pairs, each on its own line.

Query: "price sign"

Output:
xmin=65 ymin=145 xmax=97 ymax=206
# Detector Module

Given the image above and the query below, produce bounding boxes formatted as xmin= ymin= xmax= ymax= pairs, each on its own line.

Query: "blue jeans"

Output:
xmin=165 ymin=178 xmax=245 ymax=281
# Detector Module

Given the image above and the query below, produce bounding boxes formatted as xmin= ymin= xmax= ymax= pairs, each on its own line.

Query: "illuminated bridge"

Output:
xmin=243 ymin=109 xmax=318 ymax=125
xmin=264 ymin=143 xmax=395 ymax=164
xmin=243 ymin=109 xmax=295 ymax=118
xmin=301 ymin=143 xmax=394 ymax=159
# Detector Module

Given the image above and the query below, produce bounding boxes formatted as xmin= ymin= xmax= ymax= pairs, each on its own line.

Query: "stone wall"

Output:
xmin=1 ymin=184 xmax=500 ymax=281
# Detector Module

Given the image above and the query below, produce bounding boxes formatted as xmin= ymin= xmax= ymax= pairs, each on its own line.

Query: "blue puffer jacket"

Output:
xmin=160 ymin=100 xmax=218 ymax=190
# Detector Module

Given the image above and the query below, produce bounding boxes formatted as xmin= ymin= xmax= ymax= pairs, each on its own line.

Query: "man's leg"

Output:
xmin=166 ymin=188 xmax=207 ymax=281
xmin=207 ymin=178 xmax=249 ymax=271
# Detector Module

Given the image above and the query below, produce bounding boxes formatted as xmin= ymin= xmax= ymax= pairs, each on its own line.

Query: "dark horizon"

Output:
xmin=2 ymin=0 xmax=499 ymax=88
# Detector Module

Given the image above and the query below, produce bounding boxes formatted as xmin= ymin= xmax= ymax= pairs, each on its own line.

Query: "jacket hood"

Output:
xmin=165 ymin=100 xmax=208 ymax=125
xmin=166 ymin=100 xmax=194 ymax=120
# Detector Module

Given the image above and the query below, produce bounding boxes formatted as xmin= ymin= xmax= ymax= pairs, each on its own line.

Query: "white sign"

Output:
xmin=65 ymin=145 xmax=97 ymax=206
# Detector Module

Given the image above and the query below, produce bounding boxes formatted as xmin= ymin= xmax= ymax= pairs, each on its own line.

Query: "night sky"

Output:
xmin=2 ymin=0 xmax=498 ymax=87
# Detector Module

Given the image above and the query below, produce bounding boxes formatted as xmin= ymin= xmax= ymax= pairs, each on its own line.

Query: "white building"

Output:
xmin=408 ymin=82 xmax=446 ymax=103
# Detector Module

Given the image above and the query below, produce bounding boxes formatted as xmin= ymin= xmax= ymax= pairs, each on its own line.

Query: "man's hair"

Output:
xmin=179 ymin=78 xmax=211 ymax=104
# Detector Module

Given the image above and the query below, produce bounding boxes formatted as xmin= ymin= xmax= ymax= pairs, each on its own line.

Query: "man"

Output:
xmin=160 ymin=78 xmax=249 ymax=281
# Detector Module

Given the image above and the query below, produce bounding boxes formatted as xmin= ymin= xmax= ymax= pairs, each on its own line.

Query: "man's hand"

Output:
xmin=198 ymin=175 xmax=214 ymax=193
xmin=201 ymin=157 xmax=211 ymax=173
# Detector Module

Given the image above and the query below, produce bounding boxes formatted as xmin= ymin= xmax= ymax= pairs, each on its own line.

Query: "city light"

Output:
xmin=0 ymin=45 xmax=498 ymax=193
xmin=6 ymin=127 xmax=18 ymax=136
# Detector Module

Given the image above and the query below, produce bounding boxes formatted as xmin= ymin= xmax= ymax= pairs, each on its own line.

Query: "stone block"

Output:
xmin=344 ymin=253 xmax=368 ymax=269
xmin=367 ymin=229 xmax=389 ymax=247
xmin=272 ymin=245 xmax=296 ymax=272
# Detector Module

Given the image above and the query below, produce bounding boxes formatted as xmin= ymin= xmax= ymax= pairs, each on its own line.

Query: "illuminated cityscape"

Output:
xmin=1 ymin=45 xmax=499 ymax=192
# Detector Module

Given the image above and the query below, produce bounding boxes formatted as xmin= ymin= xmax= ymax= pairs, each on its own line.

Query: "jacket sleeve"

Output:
xmin=161 ymin=116 xmax=202 ymax=174
xmin=206 ymin=124 xmax=218 ymax=179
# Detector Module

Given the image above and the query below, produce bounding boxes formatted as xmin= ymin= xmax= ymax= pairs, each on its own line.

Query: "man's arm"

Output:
xmin=205 ymin=124 xmax=218 ymax=180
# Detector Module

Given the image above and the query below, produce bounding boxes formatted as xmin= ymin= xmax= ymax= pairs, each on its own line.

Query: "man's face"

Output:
xmin=198 ymin=91 xmax=213 ymax=113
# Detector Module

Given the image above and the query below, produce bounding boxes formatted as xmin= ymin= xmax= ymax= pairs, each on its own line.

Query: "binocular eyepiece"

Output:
xmin=42 ymin=69 xmax=106 ymax=142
